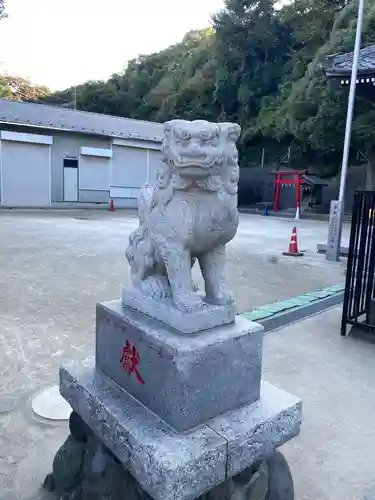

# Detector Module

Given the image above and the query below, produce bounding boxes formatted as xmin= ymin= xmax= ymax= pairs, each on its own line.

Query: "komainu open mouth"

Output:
xmin=174 ymin=155 xmax=220 ymax=170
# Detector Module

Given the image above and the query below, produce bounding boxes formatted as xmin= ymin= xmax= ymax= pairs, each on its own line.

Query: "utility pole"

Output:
xmin=326 ymin=0 xmax=365 ymax=262
xmin=74 ymin=86 xmax=77 ymax=110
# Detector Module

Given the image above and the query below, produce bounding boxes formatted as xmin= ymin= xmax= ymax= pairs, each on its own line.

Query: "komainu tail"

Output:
xmin=138 ymin=183 xmax=155 ymax=225
xmin=125 ymin=183 xmax=156 ymax=281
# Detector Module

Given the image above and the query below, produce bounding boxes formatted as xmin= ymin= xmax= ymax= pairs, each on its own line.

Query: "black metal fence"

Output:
xmin=341 ymin=190 xmax=375 ymax=335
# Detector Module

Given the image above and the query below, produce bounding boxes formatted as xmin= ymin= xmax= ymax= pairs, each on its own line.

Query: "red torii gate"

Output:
xmin=271 ymin=169 xmax=308 ymax=217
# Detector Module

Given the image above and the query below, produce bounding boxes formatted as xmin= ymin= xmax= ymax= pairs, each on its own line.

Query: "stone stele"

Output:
xmin=124 ymin=119 xmax=242 ymax=333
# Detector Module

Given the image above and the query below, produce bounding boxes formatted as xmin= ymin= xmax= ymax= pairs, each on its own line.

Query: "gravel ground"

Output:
xmin=0 ymin=210 xmax=349 ymax=498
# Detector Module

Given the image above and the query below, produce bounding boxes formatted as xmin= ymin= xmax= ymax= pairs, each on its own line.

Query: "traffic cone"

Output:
xmin=282 ymin=226 xmax=303 ymax=257
xmin=108 ymin=199 xmax=115 ymax=212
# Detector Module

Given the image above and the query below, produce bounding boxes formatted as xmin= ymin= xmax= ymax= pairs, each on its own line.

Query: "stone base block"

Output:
xmin=122 ymin=288 xmax=236 ymax=334
xmin=96 ymin=300 xmax=264 ymax=431
xmin=60 ymin=357 xmax=302 ymax=500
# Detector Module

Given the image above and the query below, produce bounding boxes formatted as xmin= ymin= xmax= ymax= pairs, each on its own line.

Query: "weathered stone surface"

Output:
xmin=60 ymin=358 xmax=228 ymax=500
xmin=204 ymin=460 xmax=269 ymax=500
xmin=52 ymin=435 xmax=85 ymax=492
xmin=122 ymin=288 xmax=236 ymax=334
xmin=47 ymin=415 xmax=290 ymax=500
xmin=96 ymin=300 xmax=264 ymax=431
xmin=46 ymin=422 xmax=149 ymax=500
xmin=209 ymin=382 xmax=302 ymax=478
xmin=125 ymin=119 xmax=242 ymax=320
xmin=264 ymin=451 xmax=294 ymax=500
xmin=59 ymin=357 xmax=301 ymax=500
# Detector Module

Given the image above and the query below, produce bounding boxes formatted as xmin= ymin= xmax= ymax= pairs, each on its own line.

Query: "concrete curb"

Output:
xmin=317 ymin=243 xmax=349 ymax=257
xmin=240 ymin=284 xmax=345 ymax=333
xmin=239 ymin=208 xmax=352 ymax=223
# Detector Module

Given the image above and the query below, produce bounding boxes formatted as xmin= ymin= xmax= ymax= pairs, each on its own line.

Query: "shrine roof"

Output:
xmin=270 ymin=169 xmax=307 ymax=175
xmin=323 ymin=44 xmax=375 ymax=77
xmin=302 ymin=175 xmax=328 ymax=186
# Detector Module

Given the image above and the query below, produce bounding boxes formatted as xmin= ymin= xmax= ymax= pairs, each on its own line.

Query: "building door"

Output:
xmin=63 ymin=158 xmax=78 ymax=202
xmin=111 ymin=144 xmax=148 ymax=206
xmin=78 ymin=147 xmax=111 ymax=203
xmin=0 ymin=132 xmax=52 ymax=207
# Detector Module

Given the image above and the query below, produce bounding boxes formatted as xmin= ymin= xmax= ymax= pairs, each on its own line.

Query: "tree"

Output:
xmin=48 ymin=29 xmax=218 ymax=122
xmin=256 ymin=0 xmax=375 ymax=183
xmin=145 ymin=29 xmax=218 ymax=121
xmin=213 ymin=0 xmax=294 ymax=123
xmin=281 ymin=1 xmax=375 ymax=186
xmin=280 ymin=0 xmax=348 ymax=80
xmin=0 ymin=0 xmax=7 ymax=21
xmin=212 ymin=0 xmax=295 ymax=164
xmin=0 ymin=74 xmax=51 ymax=101
xmin=0 ymin=76 xmax=12 ymax=99
xmin=36 ymin=0 xmax=375 ymax=180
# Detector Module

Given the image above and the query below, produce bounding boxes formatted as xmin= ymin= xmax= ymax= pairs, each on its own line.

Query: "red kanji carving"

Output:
xmin=120 ymin=340 xmax=145 ymax=385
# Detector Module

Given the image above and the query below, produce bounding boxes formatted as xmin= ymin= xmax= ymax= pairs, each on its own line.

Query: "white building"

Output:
xmin=0 ymin=99 xmax=164 ymax=208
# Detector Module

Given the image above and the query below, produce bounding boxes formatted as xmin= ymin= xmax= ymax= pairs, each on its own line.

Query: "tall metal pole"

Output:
xmin=326 ymin=0 xmax=365 ymax=261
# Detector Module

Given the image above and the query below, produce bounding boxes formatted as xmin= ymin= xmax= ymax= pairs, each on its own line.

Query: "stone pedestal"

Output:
xmin=59 ymin=357 xmax=302 ymax=500
xmin=46 ymin=118 xmax=303 ymax=500
xmin=96 ymin=300 xmax=263 ymax=431
xmin=45 ymin=299 xmax=302 ymax=500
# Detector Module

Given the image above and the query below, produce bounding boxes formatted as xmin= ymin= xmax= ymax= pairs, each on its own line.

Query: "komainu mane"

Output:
xmin=126 ymin=119 xmax=241 ymax=313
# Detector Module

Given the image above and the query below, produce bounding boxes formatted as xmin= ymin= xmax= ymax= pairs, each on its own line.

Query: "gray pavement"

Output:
xmin=5 ymin=307 xmax=375 ymax=500
xmin=264 ymin=307 xmax=375 ymax=500
xmin=0 ymin=210 xmax=353 ymax=498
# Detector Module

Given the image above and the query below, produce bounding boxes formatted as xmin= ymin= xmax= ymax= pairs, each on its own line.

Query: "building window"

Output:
xmin=64 ymin=158 xmax=78 ymax=168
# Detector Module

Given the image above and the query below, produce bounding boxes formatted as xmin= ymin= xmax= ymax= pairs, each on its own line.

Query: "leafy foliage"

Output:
xmin=0 ymin=0 xmax=7 ymax=21
xmin=213 ymin=0 xmax=293 ymax=124
xmin=47 ymin=29 xmax=218 ymax=122
xmin=0 ymin=74 xmax=51 ymax=101
xmin=6 ymin=0 xmax=375 ymax=173
xmin=0 ymin=77 xmax=12 ymax=99
xmin=276 ymin=1 xmax=375 ymax=158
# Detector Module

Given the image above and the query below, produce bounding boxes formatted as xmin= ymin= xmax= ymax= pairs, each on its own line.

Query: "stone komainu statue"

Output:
xmin=125 ymin=119 xmax=241 ymax=313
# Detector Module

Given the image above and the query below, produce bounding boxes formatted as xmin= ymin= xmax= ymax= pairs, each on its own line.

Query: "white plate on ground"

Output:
xmin=32 ymin=385 xmax=72 ymax=421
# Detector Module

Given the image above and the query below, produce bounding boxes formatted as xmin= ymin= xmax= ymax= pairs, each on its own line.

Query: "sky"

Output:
xmin=0 ymin=0 xmax=224 ymax=90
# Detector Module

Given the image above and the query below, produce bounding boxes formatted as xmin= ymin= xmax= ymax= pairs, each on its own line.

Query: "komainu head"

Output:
xmin=162 ymin=120 xmax=241 ymax=182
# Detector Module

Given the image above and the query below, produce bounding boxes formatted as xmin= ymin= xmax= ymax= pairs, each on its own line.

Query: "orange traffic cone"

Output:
xmin=282 ymin=226 xmax=303 ymax=257
xmin=108 ymin=199 xmax=115 ymax=212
